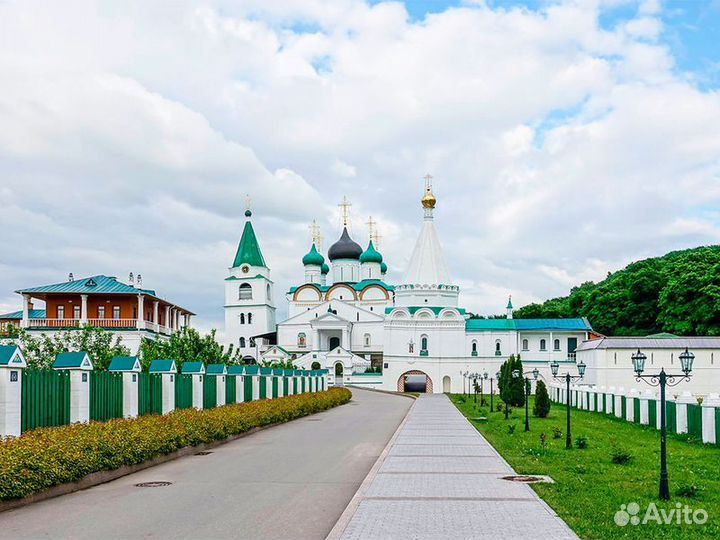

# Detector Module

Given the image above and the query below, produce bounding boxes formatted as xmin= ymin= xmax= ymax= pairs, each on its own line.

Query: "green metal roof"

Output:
xmin=227 ymin=365 xmax=244 ymax=375
xmin=321 ymin=263 xmax=330 ymax=274
xmin=232 ymin=219 xmax=266 ymax=268
xmin=17 ymin=275 xmax=156 ymax=296
xmin=380 ymin=261 xmax=388 ymax=274
xmin=0 ymin=309 xmax=46 ymax=320
xmin=206 ymin=364 xmax=227 ymax=375
xmin=359 ymin=240 xmax=383 ymax=264
xmin=149 ymin=359 xmax=177 ymax=373
xmin=465 ymin=318 xmax=592 ymax=332
xmin=288 ymin=279 xmax=395 ymax=294
xmin=108 ymin=356 xmax=140 ymax=372
xmin=302 ymin=244 xmax=325 ymax=266
xmin=53 ymin=352 xmax=93 ymax=369
xmin=0 ymin=345 xmax=25 ymax=367
xmin=243 ymin=365 xmax=259 ymax=375
xmin=181 ymin=362 xmax=205 ymax=374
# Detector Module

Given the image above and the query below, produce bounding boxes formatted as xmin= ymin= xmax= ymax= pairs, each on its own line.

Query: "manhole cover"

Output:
xmin=195 ymin=451 xmax=213 ymax=455
xmin=135 ymin=481 xmax=172 ymax=488
xmin=501 ymin=475 xmax=545 ymax=483
xmin=306 ymin=418 xmax=322 ymax=422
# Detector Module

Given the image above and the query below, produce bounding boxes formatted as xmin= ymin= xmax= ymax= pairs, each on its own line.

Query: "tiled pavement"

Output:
xmin=335 ymin=394 xmax=578 ymax=540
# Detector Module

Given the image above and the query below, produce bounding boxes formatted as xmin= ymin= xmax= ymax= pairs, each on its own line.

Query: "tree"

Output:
xmin=533 ymin=380 xmax=551 ymax=418
xmin=139 ymin=327 xmax=241 ymax=371
xmin=4 ymin=326 xmax=130 ymax=370
xmin=498 ymin=355 xmax=525 ymax=407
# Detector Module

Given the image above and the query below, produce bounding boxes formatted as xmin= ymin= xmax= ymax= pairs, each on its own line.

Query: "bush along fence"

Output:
xmin=0 ymin=344 xmax=330 ymax=437
xmin=548 ymin=382 xmax=720 ymax=445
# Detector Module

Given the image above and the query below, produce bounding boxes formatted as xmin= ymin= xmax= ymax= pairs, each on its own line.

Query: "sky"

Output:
xmin=1 ymin=0 xmax=719 ymax=334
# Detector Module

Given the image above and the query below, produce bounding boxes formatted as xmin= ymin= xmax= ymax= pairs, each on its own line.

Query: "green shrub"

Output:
xmin=575 ymin=435 xmax=589 ymax=449
xmin=533 ymin=380 xmax=551 ymax=418
xmin=610 ymin=446 xmax=633 ymax=465
xmin=676 ymin=483 xmax=702 ymax=499
xmin=507 ymin=423 xmax=517 ymax=435
xmin=0 ymin=388 xmax=351 ymax=501
xmin=552 ymin=426 xmax=563 ymax=439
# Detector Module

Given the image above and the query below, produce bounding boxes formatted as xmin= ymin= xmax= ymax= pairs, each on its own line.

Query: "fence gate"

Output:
xmin=225 ymin=375 xmax=236 ymax=404
xmin=175 ymin=374 xmax=193 ymax=409
xmin=90 ymin=371 xmax=124 ymax=422
xmin=138 ymin=373 xmax=163 ymax=415
xmin=203 ymin=376 xmax=217 ymax=409
xmin=21 ymin=369 xmax=71 ymax=433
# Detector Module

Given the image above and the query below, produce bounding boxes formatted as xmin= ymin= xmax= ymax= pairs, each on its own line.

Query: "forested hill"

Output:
xmin=514 ymin=246 xmax=720 ymax=336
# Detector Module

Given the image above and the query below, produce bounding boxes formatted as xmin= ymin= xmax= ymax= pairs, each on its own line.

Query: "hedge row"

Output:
xmin=0 ymin=388 xmax=351 ymax=500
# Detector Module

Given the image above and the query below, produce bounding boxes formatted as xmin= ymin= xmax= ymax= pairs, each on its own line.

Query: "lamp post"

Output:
xmin=460 ymin=370 xmax=469 ymax=397
xmin=491 ymin=372 xmax=498 ymax=412
xmin=550 ymin=359 xmax=586 ymax=449
xmin=482 ymin=371 xmax=488 ymax=406
xmin=524 ymin=368 xmax=540 ymax=432
xmin=472 ymin=373 xmax=478 ymax=404
xmin=632 ymin=347 xmax=694 ymax=501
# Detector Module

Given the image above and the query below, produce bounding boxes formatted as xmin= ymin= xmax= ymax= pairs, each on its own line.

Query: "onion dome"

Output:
xmin=421 ymin=187 xmax=437 ymax=209
xmin=328 ymin=227 xmax=362 ymax=261
xmin=380 ymin=261 xmax=388 ymax=274
xmin=321 ymin=262 xmax=330 ymax=275
xmin=302 ymin=243 xmax=324 ymax=266
xmin=360 ymin=240 xmax=383 ymax=264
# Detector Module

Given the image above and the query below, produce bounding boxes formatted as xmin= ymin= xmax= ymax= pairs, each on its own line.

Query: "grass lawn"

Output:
xmin=450 ymin=393 xmax=720 ymax=540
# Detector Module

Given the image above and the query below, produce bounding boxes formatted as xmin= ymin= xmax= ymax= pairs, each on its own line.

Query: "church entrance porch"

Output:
xmin=397 ymin=370 xmax=433 ymax=393
xmin=334 ymin=362 xmax=344 ymax=386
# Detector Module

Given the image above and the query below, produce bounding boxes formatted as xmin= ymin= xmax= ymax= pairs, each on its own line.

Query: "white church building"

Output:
xmin=224 ymin=179 xmax=593 ymax=393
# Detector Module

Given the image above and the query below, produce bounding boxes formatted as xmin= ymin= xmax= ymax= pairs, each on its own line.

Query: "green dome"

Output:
xmin=359 ymin=241 xmax=383 ymax=264
xmin=302 ymin=244 xmax=325 ymax=266
xmin=380 ymin=261 xmax=388 ymax=274
xmin=321 ymin=263 xmax=330 ymax=274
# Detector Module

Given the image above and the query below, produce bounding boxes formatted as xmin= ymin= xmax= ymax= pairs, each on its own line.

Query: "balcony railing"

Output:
xmin=568 ymin=352 xmax=577 ymax=361
xmin=26 ymin=318 xmax=174 ymax=335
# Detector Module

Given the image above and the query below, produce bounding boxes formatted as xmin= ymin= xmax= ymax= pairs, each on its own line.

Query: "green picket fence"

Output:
xmin=687 ymin=404 xmax=702 ymax=439
xmin=90 ymin=371 xmax=123 ymax=422
xmin=175 ymin=374 xmax=193 ymax=410
xmin=21 ymin=369 xmax=71 ymax=433
xmin=666 ymin=401 xmax=677 ymax=434
xmin=138 ymin=373 xmax=163 ymax=415
xmin=203 ymin=376 xmax=217 ymax=409
xmin=649 ymin=399 xmax=657 ymax=427
xmin=244 ymin=376 xmax=252 ymax=402
xmin=272 ymin=377 xmax=279 ymax=398
xmin=259 ymin=376 xmax=267 ymax=400
xmin=283 ymin=377 xmax=289 ymax=396
xmin=226 ymin=375 xmax=236 ymax=404
xmin=633 ymin=398 xmax=641 ymax=423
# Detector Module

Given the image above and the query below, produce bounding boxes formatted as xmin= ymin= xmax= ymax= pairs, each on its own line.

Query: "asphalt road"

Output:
xmin=0 ymin=388 xmax=411 ymax=540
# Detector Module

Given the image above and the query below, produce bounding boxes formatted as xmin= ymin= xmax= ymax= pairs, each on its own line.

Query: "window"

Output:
xmin=239 ymin=337 xmax=246 ymax=348
xmin=267 ymin=283 xmax=271 ymax=300
xmin=421 ymin=335 xmax=428 ymax=351
xmin=240 ymin=313 xmax=245 ymax=324
xmin=239 ymin=283 xmax=252 ymax=300
xmin=540 ymin=339 xmax=546 ymax=351
xmin=522 ymin=339 xmax=529 ymax=351
xmin=113 ymin=306 xmax=120 ymax=320
xmin=73 ymin=306 xmax=81 ymax=319
xmin=298 ymin=333 xmax=307 ymax=348
xmin=408 ymin=341 xmax=414 ymax=353
xmin=98 ymin=306 xmax=105 ymax=319
xmin=554 ymin=339 xmax=560 ymax=351
xmin=495 ymin=340 xmax=501 ymax=354
xmin=57 ymin=305 xmax=65 ymax=319
xmin=248 ymin=313 xmax=252 ymax=324
xmin=249 ymin=337 xmax=256 ymax=347
xmin=471 ymin=341 xmax=477 ymax=353
xmin=364 ymin=333 xmax=371 ymax=347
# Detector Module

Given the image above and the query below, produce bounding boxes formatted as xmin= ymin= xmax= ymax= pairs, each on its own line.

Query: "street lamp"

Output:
xmin=632 ymin=347 xmax=694 ymax=500
xmin=524 ymin=369 xmax=540 ymax=432
xmin=550 ymin=359 xmax=586 ymax=449
xmin=492 ymin=371 xmax=500 ymax=412
xmin=482 ymin=372 xmax=488 ymax=406
xmin=472 ymin=372 xmax=479 ymax=404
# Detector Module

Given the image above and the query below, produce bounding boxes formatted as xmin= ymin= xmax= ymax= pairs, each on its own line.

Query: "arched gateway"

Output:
xmin=397 ymin=370 xmax=433 ymax=393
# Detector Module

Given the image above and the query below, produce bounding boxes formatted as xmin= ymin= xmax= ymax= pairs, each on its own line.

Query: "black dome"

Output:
xmin=328 ymin=227 xmax=363 ymax=261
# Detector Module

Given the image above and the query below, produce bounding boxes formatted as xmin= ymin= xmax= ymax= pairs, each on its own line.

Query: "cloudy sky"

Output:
xmin=1 ymin=0 xmax=719 ymax=332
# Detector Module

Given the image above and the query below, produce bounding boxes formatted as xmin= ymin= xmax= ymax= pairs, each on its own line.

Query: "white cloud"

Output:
xmin=0 ymin=0 xmax=719 ymax=329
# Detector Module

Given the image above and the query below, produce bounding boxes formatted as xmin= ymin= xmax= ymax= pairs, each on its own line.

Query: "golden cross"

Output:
xmin=309 ymin=220 xmax=323 ymax=249
xmin=423 ymin=173 xmax=433 ymax=192
xmin=245 ymin=193 xmax=252 ymax=212
xmin=372 ymin=228 xmax=382 ymax=249
xmin=338 ymin=196 xmax=352 ymax=227
xmin=366 ymin=216 xmax=377 ymax=241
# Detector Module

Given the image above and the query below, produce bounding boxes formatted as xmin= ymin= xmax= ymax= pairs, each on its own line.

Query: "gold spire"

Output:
xmin=338 ymin=196 xmax=352 ymax=227
xmin=421 ymin=173 xmax=437 ymax=209
xmin=309 ymin=220 xmax=323 ymax=250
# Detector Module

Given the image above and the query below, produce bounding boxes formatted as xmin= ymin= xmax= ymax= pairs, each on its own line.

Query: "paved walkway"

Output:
xmin=333 ymin=394 xmax=578 ymax=540
xmin=0 ymin=389 xmax=411 ymax=540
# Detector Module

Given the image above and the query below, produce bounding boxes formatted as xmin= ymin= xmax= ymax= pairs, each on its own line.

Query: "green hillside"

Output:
xmin=514 ymin=246 xmax=720 ymax=336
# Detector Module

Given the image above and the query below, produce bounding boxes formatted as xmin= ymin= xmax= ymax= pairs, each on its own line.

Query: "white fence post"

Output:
xmin=702 ymin=394 xmax=720 ymax=444
xmin=0 ymin=346 xmax=26 ymax=437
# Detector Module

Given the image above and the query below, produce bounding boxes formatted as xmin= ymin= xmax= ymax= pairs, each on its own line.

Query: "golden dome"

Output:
xmin=421 ymin=188 xmax=437 ymax=209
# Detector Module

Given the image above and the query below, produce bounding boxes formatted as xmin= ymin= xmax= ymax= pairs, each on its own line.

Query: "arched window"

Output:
xmin=239 ymin=283 xmax=252 ymax=300
xmin=266 ymin=283 xmax=271 ymax=300
xmin=298 ymin=333 xmax=307 ymax=348
xmin=239 ymin=337 xmax=246 ymax=348
xmin=554 ymin=339 xmax=560 ymax=351
xmin=495 ymin=340 xmax=501 ymax=353
xmin=248 ymin=313 xmax=253 ymax=324
xmin=240 ymin=313 xmax=245 ymax=324
xmin=421 ymin=335 xmax=428 ymax=351
xmin=471 ymin=341 xmax=477 ymax=353
xmin=364 ymin=333 xmax=371 ymax=347
xmin=522 ymin=339 xmax=529 ymax=351
xmin=540 ymin=339 xmax=547 ymax=351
